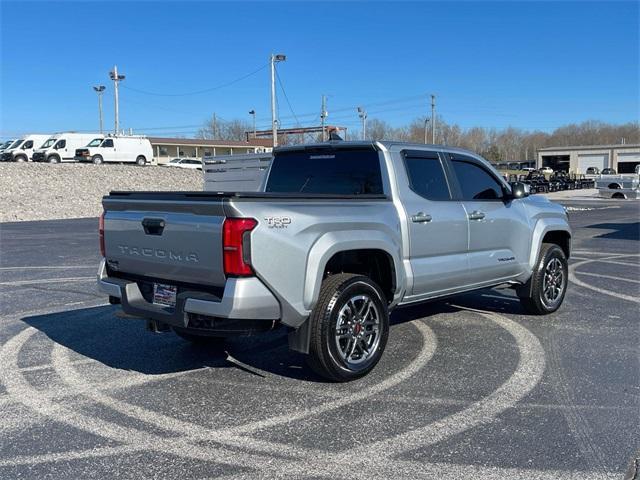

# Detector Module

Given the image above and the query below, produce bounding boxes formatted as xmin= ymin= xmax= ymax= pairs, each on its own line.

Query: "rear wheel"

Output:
xmin=92 ymin=155 xmax=103 ymax=165
xmin=136 ymin=155 xmax=146 ymax=166
xmin=519 ymin=243 xmax=568 ymax=315
xmin=306 ymin=273 xmax=389 ymax=382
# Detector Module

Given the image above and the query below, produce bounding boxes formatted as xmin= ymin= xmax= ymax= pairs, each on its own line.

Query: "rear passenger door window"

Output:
xmin=450 ymin=156 xmax=505 ymax=200
xmin=403 ymin=152 xmax=451 ymax=201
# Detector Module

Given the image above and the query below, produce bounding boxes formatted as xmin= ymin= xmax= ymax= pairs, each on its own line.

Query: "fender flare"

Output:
xmin=302 ymin=229 xmax=404 ymax=312
xmin=528 ymin=218 xmax=572 ymax=270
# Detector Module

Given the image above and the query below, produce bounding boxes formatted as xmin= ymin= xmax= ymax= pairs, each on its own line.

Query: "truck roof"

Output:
xmin=273 ymin=140 xmax=485 ymax=159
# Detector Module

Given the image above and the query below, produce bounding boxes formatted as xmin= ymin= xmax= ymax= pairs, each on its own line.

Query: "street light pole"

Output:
xmin=358 ymin=107 xmax=367 ymax=140
xmin=248 ymin=109 xmax=256 ymax=138
xmin=270 ymin=53 xmax=286 ymax=147
xmin=109 ymin=66 xmax=125 ymax=135
xmin=93 ymin=85 xmax=106 ymax=134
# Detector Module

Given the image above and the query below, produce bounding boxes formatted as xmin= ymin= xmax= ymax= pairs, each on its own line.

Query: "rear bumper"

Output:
xmin=97 ymin=259 xmax=281 ymax=328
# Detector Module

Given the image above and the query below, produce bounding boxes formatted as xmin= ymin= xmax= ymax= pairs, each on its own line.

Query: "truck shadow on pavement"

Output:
xmin=22 ymin=288 xmax=526 ymax=382
xmin=585 ymin=221 xmax=640 ymax=241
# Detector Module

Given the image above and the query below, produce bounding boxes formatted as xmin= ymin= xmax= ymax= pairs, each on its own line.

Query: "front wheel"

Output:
xmin=306 ymin=273 xmax=389 ymax=382
xmin=92 ymin=155 xmax=103 ymax=165
xmin=48 ymin=155 xmax=60 ymax=163
xmin=519 ymin=243 xmax=568 ymax=315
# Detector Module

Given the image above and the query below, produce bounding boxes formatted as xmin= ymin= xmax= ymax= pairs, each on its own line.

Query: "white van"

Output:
xmin=33 ymin=133 xmax=104 ymax=163
xmin=0 ymin=134 xmax=50 ymax=162
xmin=75 ymin=135 xmax=153 ymax=165
xmin=0 ymin=139 xmax=16 ymax=154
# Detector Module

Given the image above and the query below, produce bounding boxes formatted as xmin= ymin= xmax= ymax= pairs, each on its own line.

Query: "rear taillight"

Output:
xmin=99 ymin=212 xmax=105 ymax=257
xmin=222 ymin=218 xmax=257 ymax=276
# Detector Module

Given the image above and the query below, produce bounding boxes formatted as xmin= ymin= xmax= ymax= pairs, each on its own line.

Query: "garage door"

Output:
xmin=577 ymin=153 xmax=608 ymax=173
xmin=617 ymin=152 xmax=640 ymax=174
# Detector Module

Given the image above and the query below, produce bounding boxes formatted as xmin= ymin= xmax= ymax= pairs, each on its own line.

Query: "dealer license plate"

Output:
xmin=153 ymin=283 xmax=177 ymax=308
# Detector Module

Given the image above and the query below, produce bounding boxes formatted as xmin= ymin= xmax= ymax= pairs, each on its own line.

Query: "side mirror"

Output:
xmin=509 ymin=181 xmax=529 ymax=199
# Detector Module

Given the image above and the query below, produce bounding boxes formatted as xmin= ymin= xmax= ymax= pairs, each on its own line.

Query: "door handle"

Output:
xmin=468 ymin=211 xmax=486 ymax=221
xmin=411 ymin=212 xmax=432 ymax=223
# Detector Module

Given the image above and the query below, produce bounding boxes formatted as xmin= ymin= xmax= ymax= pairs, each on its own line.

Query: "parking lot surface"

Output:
xmin=0 ymin=199 xmax=638 ymax=479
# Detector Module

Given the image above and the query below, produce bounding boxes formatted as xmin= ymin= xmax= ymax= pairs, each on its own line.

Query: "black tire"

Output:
xmin=136 ymin=156 xmax=146 ymax=166
xmin=173 ymin=327 xmax=226 ymax=347
xmin=14 ymin=155 xmax=27 ymax=162
xmin=519 ymin=243 xmax=568 ymax=315
xmin=92 ymin=155 xmax=103 ymax=165
xmin=48 ymin=155 xmax=60 ymax=164
xmin=306 ymin=273 xmax=389 ymax=382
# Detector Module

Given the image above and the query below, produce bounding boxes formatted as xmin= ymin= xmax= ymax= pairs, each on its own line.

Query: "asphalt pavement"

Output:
xmin=0 ymin=199 xmax=638 ymax=480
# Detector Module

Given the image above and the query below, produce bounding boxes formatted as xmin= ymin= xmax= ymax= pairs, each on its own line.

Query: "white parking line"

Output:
xmin=569 ymin=254 xmax=640 ymax=303
xmin=0 ymin=265 xmax=94 ymax=271
xmin=344 ymin=307 xmax=546 ymax=460
xmin=575 ymin=271 xmax=640 ymax=284
xmin=0 ymin=276 xmax=94 ymax=287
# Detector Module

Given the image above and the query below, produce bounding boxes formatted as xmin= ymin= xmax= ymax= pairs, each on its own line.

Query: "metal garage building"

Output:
xmin=537 ymin=144 xmax=640 ymax=174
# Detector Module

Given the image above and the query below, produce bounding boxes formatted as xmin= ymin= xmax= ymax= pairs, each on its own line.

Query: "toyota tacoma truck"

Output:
xmin=98 ymin=141 xmax=571 ymax=381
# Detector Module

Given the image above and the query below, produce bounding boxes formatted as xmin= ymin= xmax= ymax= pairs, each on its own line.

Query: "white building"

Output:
xmin=537 ymin=144 xmax=640 ymax=174
xmin=148 ymin=137 xmax=273 ymax=164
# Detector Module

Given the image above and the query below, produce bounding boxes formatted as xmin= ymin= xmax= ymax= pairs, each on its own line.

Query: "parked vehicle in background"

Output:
xmin=585 ymin=166 xmax=600 ymax=175
xmin=0 ymin=139 xmax=22 ymax=161
xmin=601 ymin=168 xmax=617 ymax=175
xmin=163 ymin=158 xmax=203 ymax=170
xmin=596 ymin=170 xmax=640 ymax=199
xmin=33 ymin=133 xmax=103 ymax=163
xmin=75 ymin=135 xmax=153 ymax=165
xmin=203 ymin=152 xmax=273 ymax=192
xmin=0 ymin=139 xmax=16 ymax=154
xmin=98 ymin=140 xmax=571 ymax=381
xmin=0 ymin=134 xmax=49 ymax=162
xmin=538 ymin=166 xmax=554 ymax=175
xmin=521 ymin=167 xmax=536 ymax=172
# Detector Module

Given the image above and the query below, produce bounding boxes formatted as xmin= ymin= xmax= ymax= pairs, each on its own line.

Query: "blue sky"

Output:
xmin=1 ymin=1 xmax=638 ymax=140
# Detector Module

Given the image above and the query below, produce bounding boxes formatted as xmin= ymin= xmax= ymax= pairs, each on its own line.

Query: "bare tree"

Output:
xmin=198 ymin=115 xmax=252 ymax=141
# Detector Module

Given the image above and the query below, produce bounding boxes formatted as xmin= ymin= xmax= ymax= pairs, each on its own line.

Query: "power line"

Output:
xmin=275 ymin=69 xmax=301 ymax=128
xmin=122 ymin=63 xmax=269 ymax=97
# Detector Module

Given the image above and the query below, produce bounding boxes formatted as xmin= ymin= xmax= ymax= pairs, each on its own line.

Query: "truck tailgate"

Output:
xmin=102 ymin=193 xmax=227 ymax=287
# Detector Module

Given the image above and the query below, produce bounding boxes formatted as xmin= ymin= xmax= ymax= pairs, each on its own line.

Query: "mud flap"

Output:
xmin=516 ymin=276 xmax=534 ymax=298
xmin=288 ymin=319 xmax=311 ymax=354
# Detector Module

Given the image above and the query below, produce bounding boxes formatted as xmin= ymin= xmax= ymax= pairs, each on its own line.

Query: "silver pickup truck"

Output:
xmin=98 ymin=141 xmax=571 ymax=381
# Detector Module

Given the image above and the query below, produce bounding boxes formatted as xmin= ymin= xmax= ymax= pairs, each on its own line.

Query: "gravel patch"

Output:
xmin=0 ymin=163 xmax=203 ymax=222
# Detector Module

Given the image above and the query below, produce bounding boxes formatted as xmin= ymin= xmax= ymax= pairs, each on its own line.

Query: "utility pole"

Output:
xmin=93 ymin=85 xmax=106 ymax=134
xmin=431 ymin=94 xmax=436 ymax=144
xmin=109 ymin=66 xmax=125 ymax=134
xmin=320 ymin=95 xmax=328 ymax=141
xmin=423 ymin=118 xmax=430 ymax=144
xmin=358 ymin=107 xmax=367 ymax=140
xmin=270 ymin=53 xmax=286 ymax=147
xmin=213 ymin=113 xmax=217 ymax=138
xmin=248 ymin=110 xmax=256 ymax=138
